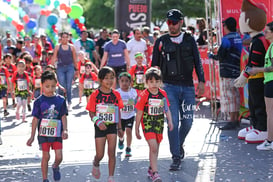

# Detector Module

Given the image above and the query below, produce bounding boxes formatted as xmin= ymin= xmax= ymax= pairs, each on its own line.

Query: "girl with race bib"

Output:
xmin=128 ymin=52 xmax=147 ymax=95
xmin=27 ymin=70 xmax=68 ymax=182
xmin=86 ymin=66 xmax=123 ymax=182
xmin=116 ymin=72 xmax=137 ymax=157
xmin=135 ymin=67 xmax=173 ymax=182
xmin=11 ymin=60 xmax=31 ymax=122
xmin=79 ymin=62 xmax=98 ymax=103
xmin=0 ymin=59 xmax=11 ymax=117
xmin=32 ymin=65 xmax=42 ymax=99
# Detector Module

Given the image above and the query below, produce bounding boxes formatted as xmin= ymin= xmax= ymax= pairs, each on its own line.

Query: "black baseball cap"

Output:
xmin=167 ymin=9 xmax=184 ymax=21
xmin=222 ymin=17 xmax=237 ymax=32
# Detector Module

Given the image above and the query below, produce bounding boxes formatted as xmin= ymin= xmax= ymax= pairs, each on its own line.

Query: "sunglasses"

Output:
xmin=167 ymin=19 xmax=179 ymax=26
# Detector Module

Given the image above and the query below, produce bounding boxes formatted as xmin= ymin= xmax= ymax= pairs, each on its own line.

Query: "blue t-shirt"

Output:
xmin=32 ymin=94 xmax=68 ymax=144
xmin=104 ymin=40 xmax=127 ymax=67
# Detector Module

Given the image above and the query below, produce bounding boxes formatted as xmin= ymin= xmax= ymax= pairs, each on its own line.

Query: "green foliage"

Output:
xmin=77 ymin=0 xmax=205 ymax=29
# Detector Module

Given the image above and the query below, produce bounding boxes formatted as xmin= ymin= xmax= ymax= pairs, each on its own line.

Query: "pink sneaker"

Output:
xmin=16 ymin=112 xmax=20 ymax=120
xmin=108 ymin=176 xmax=115 ymax=182
xmin=152 ymin=172 xmax=162 ymax=182
xmin=147 ymin=166 xmax=153 ymax=179
xmin=91 ymin=165 xmax=100 ymax=179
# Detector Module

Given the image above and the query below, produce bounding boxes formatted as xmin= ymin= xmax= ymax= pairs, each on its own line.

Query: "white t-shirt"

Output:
xmin=127 ymin=38 xmax=147 ymax=67
xmin=117 ymin=88 xmax=138 ymax=119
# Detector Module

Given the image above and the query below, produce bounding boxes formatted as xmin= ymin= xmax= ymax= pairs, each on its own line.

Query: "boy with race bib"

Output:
xmin=26 ymin=70 xmax=68 ymax=182
xmin=128 ymin=52 xmax=147 ymax=95
xmin=117 ymin=72 xmax=137 ymax=157
xmin=32 ymin=65 xmax=42 ymax=99
xmin=11 ymin=60 xmax=31 ymax=122
xmin=135 ymin=67 xmax=173 ymax=182
xmin=86 ymin=66 xmax=123 ymax=182
xmin=79 ymin=62 xmax=98 ymax=104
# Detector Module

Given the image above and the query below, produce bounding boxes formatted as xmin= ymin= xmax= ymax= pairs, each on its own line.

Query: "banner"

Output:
xmin=115 ymin=0 xmax=151 ymax=33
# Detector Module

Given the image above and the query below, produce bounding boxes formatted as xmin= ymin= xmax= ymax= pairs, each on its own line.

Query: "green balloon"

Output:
xmin=69 ymin=4 xmax=83 ymax=19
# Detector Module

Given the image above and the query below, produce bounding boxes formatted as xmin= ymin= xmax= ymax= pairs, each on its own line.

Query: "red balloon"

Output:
xmin=82 ymin=26 xmax=87 ymax=31
xmin=60 ymin=3 xmax=66 ymax=10
xmin=52 ymin=25 xmax=56 ymax=29
xmin=41 ymin=10 xmax=46 ymax=15
xmin=16 ymin=24 xmax=24 ymax=32
xmin=45 ymin=10 xmax=51 ymax=16
xmin=65 ymin=7 xmax=71 ymax=14
xmin=74 ymin=19 xmax=80 ymax=25
xmin=11 ymin=20 xmax=18 ymax=27
xmin=23 ymin=15 xmax=30 ymax=23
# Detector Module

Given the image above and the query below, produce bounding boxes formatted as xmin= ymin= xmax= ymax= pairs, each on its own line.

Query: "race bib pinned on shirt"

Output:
xmin=35 ymin=78 xmax=41 ymax=88
xmin=39 ymin=118 xmax=62 ymax=137
xmin=84 ymin=79 xmax=94 ymax=89
xmin=96 ymin=103 xmax=119 ymax=124
xmin=17 ymin=79 xmax=27 ymax=91
xmin=80 ymin=66 xmax=85 ymax=74
xmin=136 ymin=74 xmax=144 ymax=84
xmin=148 ymin=98 xmax=164 ymax=116
xmin=121 ymin=99 xmax=135 ymax=113
xmin=0 ymin=75 xmax=6 ymax=85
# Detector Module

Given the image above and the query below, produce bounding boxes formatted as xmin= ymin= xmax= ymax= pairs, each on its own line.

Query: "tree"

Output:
xmin=77 ymin=0 xmax=206 ymax=29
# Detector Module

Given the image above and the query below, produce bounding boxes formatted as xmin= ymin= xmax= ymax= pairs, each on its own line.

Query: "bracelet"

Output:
xmin=96 ymin=120 xmax=103 ymax=126
xmin=92 ymin=116 xmax=99 ymax=123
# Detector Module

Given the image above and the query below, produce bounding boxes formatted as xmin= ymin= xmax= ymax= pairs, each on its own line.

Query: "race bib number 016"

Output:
xmin=121 ymin=99 xmax=134 ymax=113
xmin=39 ymin=119 xmax=62 ymax=137
xmin=17 ymin=79 xmax=27 ymax=91
xmin=96 ymin=104 xmax=118 ymax=123
xmin=148 ymin=98 xmax=164 ymax=116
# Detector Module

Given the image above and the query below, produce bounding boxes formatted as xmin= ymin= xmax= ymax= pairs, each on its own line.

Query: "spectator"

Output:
xmin=196 ymin=18 xmax=207 ymax=46
xmin=13 ymin=39 xmax=24 ymax=59
xmin=1 ymin=30 xmax=16 ymax=47
xmin=142 ymin=26 xmax=154 ymax=45
xmin=3 ymin=38 xmax=16 ymax=55
xmin=209 ymin=17 xmax=242 ymax=130
xmin=95 ymin=28 xmax=111 ymax=62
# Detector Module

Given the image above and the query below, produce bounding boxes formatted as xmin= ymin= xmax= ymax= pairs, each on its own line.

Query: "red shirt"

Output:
xmin=0 ymin=66 xmax=10 ymax=87
xmin=79 ymin=72 xmax=98 ymax=84
xmin=4 ymin=63 xmax=17 ymax=77
xmin=77 ymin=59 xmax=91 ymax=75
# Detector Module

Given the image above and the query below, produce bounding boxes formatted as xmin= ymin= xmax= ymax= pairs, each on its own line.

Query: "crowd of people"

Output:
xmin=0 ymin=3 xmax=272 ymax=182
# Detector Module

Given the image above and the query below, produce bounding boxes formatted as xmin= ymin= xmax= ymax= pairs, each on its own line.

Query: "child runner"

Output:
xmin=26 ymin=70 xmax=68 ymax=182
xmin=0 ymin=60 xmax=10 ymax=116
xmin=128 ymin=52 xmax=147 ymax=94
xmin=45 ymin=65 xmax=66 ymax=95
xmin=33 ymin=65 xmax=42 ymax=99
xmin=135 ymin=67 xmax=173 ymax=182
xmin=116 ymin=72 xmax=137 ymax=157
xmin=11 ymin=60 xmax=31 ymax=122
xmin=24 ymin=55 xmax=34 ymax=112
xmin=79 ymin=62 xmax=98 ymax=103
xmin=3 ymin=53 xmax=17 ymax=107
xmin=86 ymin=66 xmax=123 ymax=182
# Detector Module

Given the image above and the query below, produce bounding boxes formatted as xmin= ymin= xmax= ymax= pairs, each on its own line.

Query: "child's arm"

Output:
xmin=79 ymin=83 xmax=83 ymax=101
xmin=117 ymin=109 xmax=123 ymax=138
xmin=165 ymin=109 xmax=173 ymax=131
xmin=61 ymin=115 xmax=68 ymax=140
xmin=26 ymin=117 xmax=39 ymax=146
xmin=135 ymin=109 xmax=143 ymax=139
xmin=89 ymin=111 xmax=107 ymax=130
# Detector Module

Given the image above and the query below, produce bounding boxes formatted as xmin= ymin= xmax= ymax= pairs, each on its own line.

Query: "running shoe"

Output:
xmin=52 ymin=165 xmax=61 ymax=181
xmin=118 ymin=139 xmax=124 ymax=150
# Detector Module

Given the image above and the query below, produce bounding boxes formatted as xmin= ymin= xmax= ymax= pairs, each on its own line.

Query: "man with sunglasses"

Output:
xmin=152 ymin=9 xmax=205 ymax=171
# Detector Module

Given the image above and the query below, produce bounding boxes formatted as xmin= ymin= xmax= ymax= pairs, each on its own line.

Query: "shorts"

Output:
xmin=95 ymin=123 xmax=117 ymax=138
xmin=40 ymin=141 xmax=62 ymax=152
xmin=220 ymin=77 xmax=240 ymax=113
xmin=144 ymin=132 xmax=163 ymax=144
xmin=121 ymin=116 xmax=135 ymax=131
xmin=112 ymin=65 xmax=126 ymax=78
xmin=264 ymin=80 xmax=273 ymax=98
xmin=0 ymin=88 xmax=7 ymax=98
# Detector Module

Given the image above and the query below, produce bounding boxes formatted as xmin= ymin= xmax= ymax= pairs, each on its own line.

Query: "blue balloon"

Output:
xmin=27 ymin=19 xmax=36 ymax=29
xmin=70 ymin=19 xmax=74 ymax=26
xmin=27 ymin=0 xmax=34 ymax=3
xmin=47 ymin=14 xmax=58 ymax=25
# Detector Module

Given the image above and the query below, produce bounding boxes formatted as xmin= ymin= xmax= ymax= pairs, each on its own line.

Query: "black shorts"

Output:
xmin=265 ymin=80 xmax=273 ymax=98
xmin=112 ymin=65 xmax=126 ymax=78
xmin=121 ymin=116 xmax=135 ymax=131
xmin=0 ymin=88 xmax=7 ymax=98
xmin=94 ymin=123 xmax=117 ymax=138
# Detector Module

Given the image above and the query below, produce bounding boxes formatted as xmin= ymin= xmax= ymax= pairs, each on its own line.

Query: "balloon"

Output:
xmin=12 ymin=20 xmax=18 ymax=27
xmin=45 ymin=10 xmax=51 ymax=16
xmin=79 ymin=16 xmax=85 ymax=24
xmin=23 ymin=15 xmax=30 ymax=23
xmin=27 ymin=0 xmax=34 ymax=3
xmin=16 ymin=24 xmax=24 ymax=32
xmin=53 ymin=0 xmax=60 ymax=8
xmin=46 ymin=0 xmax=51 ymax=6
xmin=47 ymin=13 xmax=58 ymax=25
xmin=74 ymin=19 xmax=80 ymax=25
xmin=65 ymin=7 xmax=71 ymax=14
xmin=7 ymin=17 xmax=12 ymax=22
xmin=41 ymin=10 xmax=46 ymax=15
xmin=27 ymin=19 xmax=36 ymax=29
xmin=60 ymin=3 xmax=66 ymax=10
xmin=69 ymin=4 xmax=83 ymax=19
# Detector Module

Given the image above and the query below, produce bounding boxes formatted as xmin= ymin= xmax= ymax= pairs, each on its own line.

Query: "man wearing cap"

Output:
xmin=1 ymin=31 xmax=16 ymax=48
xmin=209 ymin=17 xmax=242 ymax=130
xmin=152 ymin=9 xmax=205 ymax=171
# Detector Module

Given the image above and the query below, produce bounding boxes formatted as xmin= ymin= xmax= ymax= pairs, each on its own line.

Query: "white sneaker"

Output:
xmin=0 ymin=135 xmax=2 ymax=145
xmin=238 ymin=126 xmax=255 ymax=140
xmin=256 ymin=140 xmax=273 ymax=150
xmin=245 ymin=130 xmax=267 ymax=144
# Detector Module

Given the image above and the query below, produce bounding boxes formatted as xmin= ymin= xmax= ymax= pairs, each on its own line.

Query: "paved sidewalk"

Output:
xmin=0 ymin=86 xmax=273 ymax=182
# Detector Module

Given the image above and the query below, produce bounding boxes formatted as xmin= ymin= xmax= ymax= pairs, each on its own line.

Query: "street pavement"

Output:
xmin=1 ymin=84 xmax=273 ymax=182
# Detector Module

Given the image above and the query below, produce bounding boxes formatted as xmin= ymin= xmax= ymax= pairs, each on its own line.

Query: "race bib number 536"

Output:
xmin=96 ymin=104 xmax=118 ymax=123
